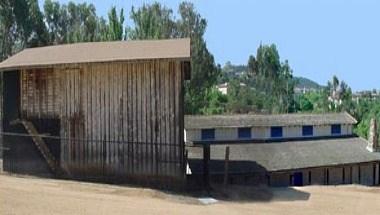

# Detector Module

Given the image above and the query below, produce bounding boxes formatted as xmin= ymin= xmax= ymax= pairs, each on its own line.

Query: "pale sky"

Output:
xmin=38 ymin=0 xmax=380 ymax=91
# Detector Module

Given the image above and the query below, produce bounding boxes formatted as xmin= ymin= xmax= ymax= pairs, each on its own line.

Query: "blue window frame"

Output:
xmin=271 ymin=126 xmax=283 ymax=138
xmin=302 ymin=125 xmax=313 ymax=136
xmin=238 ymin=127 xmax=252 ymax=139
xmin=201 ymin=129 xmax=215 ymax=140
xmin=331 ymin=124 xmax=341 ymax=135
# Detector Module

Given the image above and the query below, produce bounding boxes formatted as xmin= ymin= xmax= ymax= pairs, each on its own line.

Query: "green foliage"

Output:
xmin=199 ymin=87 xmax=228 ymax=115
xmin=64 ymin=2 xmax=99 ymax=43
xmin=247 ymin=44 xmax=295 ymax=113
xmin=355 ymin=101 xmax=380 ymax=139
xmin=127 ymin=3 xmax=176 ymax=40
xmin=296 ymin=94 xmax=314 ymax=112
xmin=226 ymin=79 xmax=255 ymax=113
xmin=1 ymin=0 xmax=127 ymax=57
xmin=0 ymin=0 xmax=48 ymax=60
xmin=218 ymin=62 xmax=247 ymax=84
xmin=107 ymin=7 xmax=124 ymax=41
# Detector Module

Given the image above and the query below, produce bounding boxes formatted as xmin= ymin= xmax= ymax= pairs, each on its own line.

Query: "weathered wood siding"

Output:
xmin=21 ymin=68 xmax=61 ymax=118
xmin=19 ymin=59 xmax=185 ymax=184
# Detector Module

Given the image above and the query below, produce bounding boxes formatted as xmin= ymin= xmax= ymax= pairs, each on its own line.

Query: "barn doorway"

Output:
xmin=293 ymin=172 xmax=303 ymax=186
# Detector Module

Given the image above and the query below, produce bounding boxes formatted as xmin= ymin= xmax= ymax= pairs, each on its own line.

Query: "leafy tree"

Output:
xmin=325 ymin=76 xmax=354 ymax=112
xmin=0 ymin=0 xmax=48 ymax=60
xmin=247 ymin=44 xmax=295 ymax=113
xmin=296 ymin=94 xmax=314 ymax=112
xmin=106 ymin=7 xmax=125 ymax=41
xmin=200 ymin=87 xmax=228 ymax=115
xmin=225 ymin=79 xmax=259 ymax=113
xmin=44 ymin=0 xmax=66 ymax=44
xmin=65 ymin=2 xmax=99 ymax=43
xmin=127 ymin=3 xmax=176 ymax=40
xmin=218 ymin=61 xmax=247 ymax=84
xmin=0 ymin=0 xmax=15 ymax=60
xmin=355 ymin=102 xmax=380 ymax=139
xmin=43 ymin=1 xmax=123 ymax=44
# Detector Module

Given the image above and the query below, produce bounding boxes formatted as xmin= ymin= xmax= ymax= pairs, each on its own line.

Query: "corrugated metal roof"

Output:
xmin=0 ymin=38 xmax=190 ymax=71
xmin=187 ymin=137 xmax=380 ymax=173
xmin=185 ymin=112 xmax=357 ymax=129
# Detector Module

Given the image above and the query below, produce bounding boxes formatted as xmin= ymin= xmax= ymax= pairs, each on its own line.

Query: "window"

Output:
xmin=201 ymin=129 xmax=215 ymax=140
xmin=331 ymin=124 xmax=341 ymax=135
xmin=302 ymin=125 xmax=313 ymax=136
xmin=238 ymin=127 xmax=252 ymax=139
xmin=271 ymin=126 xmax=283 ymax=138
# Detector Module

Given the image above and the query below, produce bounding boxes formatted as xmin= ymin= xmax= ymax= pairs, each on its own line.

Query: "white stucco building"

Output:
xmin=185 ymin=112 xmax=356 ymax=143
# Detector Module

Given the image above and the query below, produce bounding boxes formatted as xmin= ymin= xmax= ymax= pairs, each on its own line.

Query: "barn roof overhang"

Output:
xmin=187 ymin=137 xmax=380 ymax=174
xmin=185 ymin=112 xmax=358 ymax=129
xmin=0 ymin=38 xmax=191 ymax=72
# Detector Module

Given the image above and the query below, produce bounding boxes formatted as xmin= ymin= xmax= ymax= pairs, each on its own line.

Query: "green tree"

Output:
xmin=355 ymin=102 xmax=380 ymax=139
xmin=44 ymin=0 xmax=66 ymax=44
xmin=42 ymin=1 xmax=127 ymax=44
xmin=106 ymin=7 xmax=124 ymax=41
xmin=226 ymin=79 xmax=259 ymax=114
xmin=0 ymin=0 xmax=48 ymax=60
xmin=247 ymin=44 xmax=295 ymax=113
xmin=0 ymin=0 xmax=15 ymax=60
xmin=127 ymin=3 xmax=176 ymax=40
xmin=65 ymin=2 xmax=99 ymax=43
xmin=200 ymin=87 xmax=228 ymax=115
xmin=295 ymin=94 xmax=314 ymax=112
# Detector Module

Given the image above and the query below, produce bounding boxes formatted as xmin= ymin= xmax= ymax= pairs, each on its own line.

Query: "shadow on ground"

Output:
xmin=209 ymin=184 xmax=310 ymax=202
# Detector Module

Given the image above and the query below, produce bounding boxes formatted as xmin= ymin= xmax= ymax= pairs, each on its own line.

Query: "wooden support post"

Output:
xmin=223 ymin=146 xmax=230 ymax=188
xmin=184 ymin=149 xmax=188 ymax=178
xmin=203 ymin=143 xmax=210 ymax=191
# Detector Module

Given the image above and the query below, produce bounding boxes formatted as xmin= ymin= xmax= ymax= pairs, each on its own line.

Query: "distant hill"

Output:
xmin=218 ymin=62 xmax=247 ymax=83
xmin=293 ymin=77 xmax=323 ymax=90
xmin=219 ymin=63 xmax=323 ymax=91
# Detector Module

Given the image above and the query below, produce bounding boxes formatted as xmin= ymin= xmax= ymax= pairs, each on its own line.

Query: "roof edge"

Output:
xmin=0 ymin=57 xmax=191 ymax=72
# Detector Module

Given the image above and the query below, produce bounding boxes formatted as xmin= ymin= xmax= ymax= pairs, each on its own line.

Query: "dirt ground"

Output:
xmin=2 ymin=174 xmax=380 ymax=215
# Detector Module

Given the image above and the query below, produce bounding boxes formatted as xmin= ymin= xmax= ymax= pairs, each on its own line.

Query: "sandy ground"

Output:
xmin=2 ymin=174 xmax=380 ymax=215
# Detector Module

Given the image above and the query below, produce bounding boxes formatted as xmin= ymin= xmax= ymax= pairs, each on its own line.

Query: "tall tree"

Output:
xmin=177 ymin=2 xmax=220 ymax=114
xmin=0 ymin=0 xmax=48 ymax=60
xmin=65 ymin=2 xmax=99 ymax=43
xmin=127 ymin=2 xmax=176 ymax=40
xmin=106 ymin=7 xmax=125 ymax=41
xmin=247 ymin=44 xmax=295 ymax=113
xmin=0 ymin=0 xmax=15 ymax=60
xmin=44 ymin=0 xmax=65 ymax=44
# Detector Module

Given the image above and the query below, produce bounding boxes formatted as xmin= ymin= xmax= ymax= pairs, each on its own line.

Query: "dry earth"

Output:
xmin=1 ymin=173 xmax=380 ymax=215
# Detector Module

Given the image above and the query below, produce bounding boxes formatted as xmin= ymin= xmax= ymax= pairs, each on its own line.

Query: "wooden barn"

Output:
xmin=0 ymin=38 xmax=191 ymax=188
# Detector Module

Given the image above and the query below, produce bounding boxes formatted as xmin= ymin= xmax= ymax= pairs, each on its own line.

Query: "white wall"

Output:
xmin=185 ymin=124 xmax=353 ymax=142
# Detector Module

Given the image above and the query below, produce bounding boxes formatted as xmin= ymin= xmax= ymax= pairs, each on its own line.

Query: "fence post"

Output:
xmin=203 ymin=143 xmax=210 ymax=191
xmin=223 ymin=146 xmax=230 ymax=188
